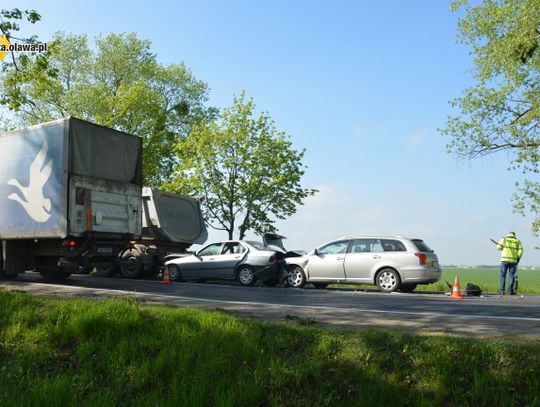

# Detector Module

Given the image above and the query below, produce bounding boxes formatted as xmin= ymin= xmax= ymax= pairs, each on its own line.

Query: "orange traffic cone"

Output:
xmin=161 ymin=265 xmax=172 ymax=284
xmin=449 ymin=275 xmax=463 ymax=299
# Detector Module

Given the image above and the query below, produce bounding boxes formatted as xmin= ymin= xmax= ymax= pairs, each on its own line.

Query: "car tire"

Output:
xmin=287 ymin=266 xmax=306 ymax=288
xmin=399 ymin=283 xmax=417 ymax=293
xmin=312 ymin=282 xmax=329 ymax=289
xmin=376 ymin=268 xmax=401 ymax=293
xmin=237 ymin=265 xmax=256 ymax=286
xmin=167 ymin=264 xmax=181 ymax=281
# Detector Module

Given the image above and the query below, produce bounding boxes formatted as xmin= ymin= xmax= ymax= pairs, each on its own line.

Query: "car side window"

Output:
xmin=318 ymin=241 xmax=350 ymax=255
xmin=222 ymin=242 xmax=246 ymax=254
xmin=350 ymin=239 xmax=383 ymax=253
xmin=380 ymin=239 xmax=406 ymax=252
xmin=236 ymin=244 xmax=247 ymax=254
xmin=198 ymin=243 xmax=222 ymax=256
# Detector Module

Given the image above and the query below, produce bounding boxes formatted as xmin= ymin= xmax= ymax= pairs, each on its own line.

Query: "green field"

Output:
xmin=1 ymin=289 xmax=540 ymax=406
xmin=419 ymin=267 xmax=540 ymax=294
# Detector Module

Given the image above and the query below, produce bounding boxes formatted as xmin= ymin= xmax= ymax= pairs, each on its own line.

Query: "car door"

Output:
xmin=306 ymin=240 xmax=349 ymax=281
xmin=181 ymin=242 xmax=223 ymax=279
xmin=208 ymin=242 xmax=247 ymax=279
xmin=344 ymin=239 xmax=385 ymax=282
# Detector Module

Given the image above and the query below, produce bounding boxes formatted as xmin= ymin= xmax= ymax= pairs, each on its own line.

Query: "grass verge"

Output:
xmin=1 ymin=289 xmax=540 ymax=406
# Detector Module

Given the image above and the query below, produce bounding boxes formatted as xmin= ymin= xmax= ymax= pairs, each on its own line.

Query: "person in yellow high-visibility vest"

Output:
xmin=496 ymin=232 xmax=523 ymax=295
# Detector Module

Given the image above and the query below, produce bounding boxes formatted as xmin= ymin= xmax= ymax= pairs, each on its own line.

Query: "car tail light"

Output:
xmin=63 ymin=240 xmax=77 ymax=247
xmin=415 ymin=253 xmax=427 ymax=265
xmin=269 ymin=255 xmax=276 ymax=263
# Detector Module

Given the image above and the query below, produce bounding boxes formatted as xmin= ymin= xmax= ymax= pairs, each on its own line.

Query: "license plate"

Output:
xmin=97 ymin=247 xmax=113 ymax=254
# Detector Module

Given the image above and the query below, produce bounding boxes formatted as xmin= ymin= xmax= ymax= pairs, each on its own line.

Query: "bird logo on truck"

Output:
xmin=7 ymin=140 xmax=53 ymax=222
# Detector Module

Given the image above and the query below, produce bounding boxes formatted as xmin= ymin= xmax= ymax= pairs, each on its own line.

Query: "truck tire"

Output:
xmin=35 ymin=257 xmax=70 ymax=282
xmin=75 ymin=265 xmax=94 ymax=274
xmin=120 ymin=248 xmax=144 ymax=279
xmin=95 ymin=263 xmax=119 ymax=277
xmin=38 ymin=268 xmax=71 ymax=282
xmin=0 ymin=271 xmax=17 ymax=280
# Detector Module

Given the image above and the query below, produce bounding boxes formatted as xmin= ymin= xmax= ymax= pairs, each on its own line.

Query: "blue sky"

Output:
xmin=3 ymin=1 xmax=538 ymax=265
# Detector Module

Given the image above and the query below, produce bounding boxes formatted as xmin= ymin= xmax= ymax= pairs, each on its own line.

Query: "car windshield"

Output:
xmin=412 ymin=239 xmax=433 ymax=253
xmin=245 ymin=241 xmax=269 ymax=251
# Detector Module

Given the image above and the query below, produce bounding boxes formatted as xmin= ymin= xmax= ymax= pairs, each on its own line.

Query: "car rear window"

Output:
xmin=412 ymin=239 xmax=433 ymax=253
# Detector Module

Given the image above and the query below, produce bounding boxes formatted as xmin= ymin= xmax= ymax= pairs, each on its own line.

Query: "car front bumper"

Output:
xmin=254 ymin=261 xmax=289 ymax=283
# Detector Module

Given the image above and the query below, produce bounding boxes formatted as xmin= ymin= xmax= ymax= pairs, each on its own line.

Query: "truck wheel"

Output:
xmin=39 ymin=268 xmax=71 ymax=282
xmin=35 ymin=257 xmax=70 ymax=282
xmin=76 ymin=265 xmax=93 ymax=274
xmin=0 ymin=272 xmax=17 ymax=280
xmin=120 ymin=248 xmax=144 ymax=279
xmin=95 ymin=264 xmax=119 ymax=277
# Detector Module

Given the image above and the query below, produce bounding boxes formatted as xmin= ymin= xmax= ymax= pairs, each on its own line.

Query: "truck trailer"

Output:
xmin=95 ymin=187 xmax=207 ymax=279
xmin=0 ymin=117 xmax=207 ymax=281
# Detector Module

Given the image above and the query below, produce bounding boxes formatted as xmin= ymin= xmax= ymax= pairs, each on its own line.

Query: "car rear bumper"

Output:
xmin=401 ymin=266 xmax=441 ymax=284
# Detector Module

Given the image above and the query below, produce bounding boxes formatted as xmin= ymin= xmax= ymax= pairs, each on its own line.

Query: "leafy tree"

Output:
xmin=0 ymin=32 xmax=216 ymax=185
xmin=442 ymin=0 xmax=540 ymax=232
xmin=165 ymin=93 xmax=317 ymax=239
xmin=0 ymin=8 xmax=42 ymax=69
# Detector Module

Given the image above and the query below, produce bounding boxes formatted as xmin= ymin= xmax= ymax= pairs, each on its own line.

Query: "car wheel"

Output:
xmin=400 ymin=283 xmax=417 ymax=293
xmin=237 ymin=265 xmax=256 ymax=286
xmin=312 ymin=282 xmax=329 ymax=289
xmin=167 ymin=264 xmax=181 ymax=281
xmin=287 ymin=266 xmax=306 ymax=288
xmin=376 ymin=268 xmax=401 ymax=293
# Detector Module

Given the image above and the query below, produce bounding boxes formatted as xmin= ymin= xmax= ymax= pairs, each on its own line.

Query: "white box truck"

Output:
xmin=0 ymin=117 xmax=207 ymax=281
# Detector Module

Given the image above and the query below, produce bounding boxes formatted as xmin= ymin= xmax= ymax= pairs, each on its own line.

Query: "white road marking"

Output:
xmin=22 ymin=281 xmax=540 ymax=323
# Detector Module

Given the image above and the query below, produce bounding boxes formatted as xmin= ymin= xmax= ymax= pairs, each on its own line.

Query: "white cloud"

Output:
xmin=406 ymin=127 xmax=433 ymax=148
xmin=353 ymin=124 xmax=388 ymax=138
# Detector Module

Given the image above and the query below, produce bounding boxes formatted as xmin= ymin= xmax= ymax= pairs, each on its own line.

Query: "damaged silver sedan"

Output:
xmin=163 ymin=239 xmax=290 ymax=286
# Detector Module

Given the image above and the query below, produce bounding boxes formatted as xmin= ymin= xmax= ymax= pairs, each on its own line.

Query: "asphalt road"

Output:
xmin=2 ymin=272 xmax=540 ymax=340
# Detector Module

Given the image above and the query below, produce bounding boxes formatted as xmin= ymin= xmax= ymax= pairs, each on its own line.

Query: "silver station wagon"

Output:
xmin=285 ymin=236 xmax=441 ymax=292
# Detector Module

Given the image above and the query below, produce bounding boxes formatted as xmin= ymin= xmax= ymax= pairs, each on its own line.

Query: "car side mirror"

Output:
xmin=311 ymin=248 xmax=319 ymax=256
